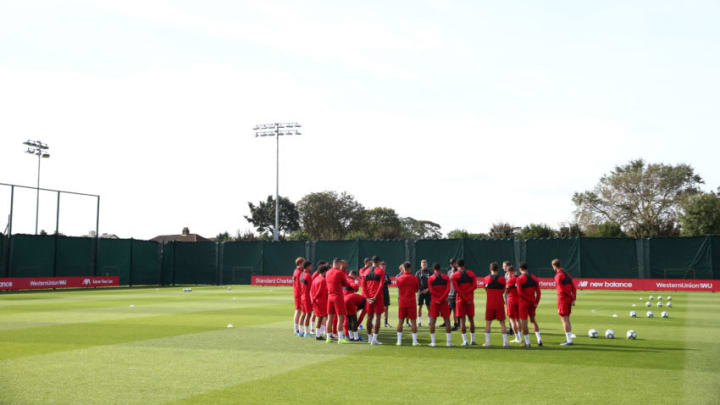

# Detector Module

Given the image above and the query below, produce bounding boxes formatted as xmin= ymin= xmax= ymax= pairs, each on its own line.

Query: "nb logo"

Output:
xmin=578 ymin=281 xmax=588 ymax=287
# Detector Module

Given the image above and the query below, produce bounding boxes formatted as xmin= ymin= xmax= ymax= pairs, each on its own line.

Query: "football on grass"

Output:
xmin=647 ymin=311 xmax=654 ymax=318
xmin=626 ymin=330 xmax=638 ymax=339
xmin=588 ymin=329 xmax=599 ymax=338
xmin=630 ymin=311 xmax=638 ymax=318
xmin=605 ymin=329 xmax=615 ymax=339
xmin=661 ymin=312 xmax=669 ymax=318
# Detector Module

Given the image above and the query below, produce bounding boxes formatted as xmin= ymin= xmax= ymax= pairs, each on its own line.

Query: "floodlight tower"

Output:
xmin=23 ymin=140 xmax=50 ymax=235
xmin=253 ymin=122 xmax=302 ymax=242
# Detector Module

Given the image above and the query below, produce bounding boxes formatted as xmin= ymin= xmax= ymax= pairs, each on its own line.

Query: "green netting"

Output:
xmin=161 ymin=242 xmax=174 ymax=285
xmin=131 ymin=240 xmax=162 ymax=285
xmin=263 ymin=241 xmax=307 ymax=276
xmin=463 ymin=239 xmax=515 ymax=274
xmin=0 ymin=235 xmax=6 ymax=277
xmin=648 ymin=236 xmax=713 ymax=279
xmin=712 ymin=236 xmax=720 ymax=279
xmin=580 ymin=238 xmax=639 ymax=278
xmin=55 ymin=236 xmax=94 ymax=277
xmin=173 ymin=242 xmax=217 ymax=284
xmin=358 ymin=240 xmax=406 ymax=272
xmin=313 ymin=241 xmax=358 ymax=269
xmin=413 ymin=239 xmax=462 ymax=272
xmin=9 ymin=234 xmax=54 ymax=277
xmin=220 ymin=242 xmax=262 ymax=284
xmin=524 ymin=238 xmax=580 ymax=278
xmin=97 ymin=239 xmax=131 ymax=284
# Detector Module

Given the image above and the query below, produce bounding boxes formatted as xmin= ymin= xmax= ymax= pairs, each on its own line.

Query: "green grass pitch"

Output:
xmin=1 ymin=286 xmax=718 ymax=404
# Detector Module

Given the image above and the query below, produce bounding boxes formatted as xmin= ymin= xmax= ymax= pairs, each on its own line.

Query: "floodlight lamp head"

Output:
xmin=42 ymin=153 xmax=50 ymax=158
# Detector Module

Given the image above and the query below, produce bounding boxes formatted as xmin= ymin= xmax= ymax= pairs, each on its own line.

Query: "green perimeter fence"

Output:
xmin=1 ymin=235 xmax=719 ymax=285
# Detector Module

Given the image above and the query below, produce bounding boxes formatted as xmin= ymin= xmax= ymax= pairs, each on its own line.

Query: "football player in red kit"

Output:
xmin=505 ymin=265 xmax=522 ymax=343
xmin=325 ymin=259 xmax=353 ymax=344
xmin=427 ymin=263 xmax=453 ymax=347
xmin=310 ymin=265 xmax=329 ymax=340
xmin=516 ymin=262 xmax=543 ymax=348
xmin=483 ymin=262 xmax=509 ymax=347
xmin=395 ymin=262 xmax=420 ymax=346
xmin=361 ymin=256 xmax=386 ymax=345
xmin=342 ymin=269 xmax=364 ymax=341
xmin=291 ymin=257 xmax=305 ymax=336
xmin=553 ymin=259 xmax=577 ymax=346
xmin=298 ymin=261 xmax=314 ymax=338
xmin=450 ymin=259 xmax=477 ymax=346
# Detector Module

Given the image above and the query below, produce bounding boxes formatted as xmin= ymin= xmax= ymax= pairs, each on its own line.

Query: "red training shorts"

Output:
xmin=506 ymin=298 xmax=519 ymax=319
xmin=294 ymin=295 xmax=302 ymax=310
xmin=485 ymin=305 xmax=506 ymax=321
xmin=456 ymin=299 xmax=475 ymax=317
xmin=365 ymin=294 xmax=385 ymax=314
xmin=301 ymin=297 xmax=312 ymax=314
xmin=314 ymin=300 xmax=328 ymax=317
xmin=558 ymin=300 xmax=572 ymax=317
xmin=429 ymin=300 xmax=450 ymax=319
xmin=518 ymin=301 xmax=536 ymax=319
xmin=398 ymin=305 xmax=417 ymax=320
xmin=344 ymin=294 xmax=365 ymax=314
xmin=327 ymin=294 xmax=347 ymax=316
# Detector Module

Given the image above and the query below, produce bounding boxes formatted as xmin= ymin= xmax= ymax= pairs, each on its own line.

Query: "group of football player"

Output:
xmin=292 ymin=255 xmax=577 ymax=347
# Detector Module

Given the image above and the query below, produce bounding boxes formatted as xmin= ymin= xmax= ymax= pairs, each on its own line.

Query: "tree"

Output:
xmin=244 ymin=195 xmax=300 ymax=237
xmin=234 ymin=230 xmax=259 ymax=241
xmin=558 ymin=223 xmax=584 ymax=238
xmin=679 ymin=192 xmax=720 ymax=236
xmin=401 ymin=217 xmax=442 ymax=240
xmin=286 ymin=229 xmax=312 ymax=241
xmin=215 ymin=232 xmax=232 ymax=243
xmin=446 ymin=229 xmax=487 ymax=239
xmin=584 ymin=222 xmax=627 ymax=238
xmin=358 ymin=207 xmax=405 ymax=239
xmin=297 ymin=191 xmax=364 ymax=240
xmin=488 ymin=222 xmax=518 ymax=239
xmin=573 ymin=159 xmax=702 ymax=238
xmin=519 ymin=223 xmax=556 ymax=239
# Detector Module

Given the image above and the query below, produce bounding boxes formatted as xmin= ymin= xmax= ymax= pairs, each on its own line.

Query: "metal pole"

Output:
xmin=274 ymin=123 xmax=280 ymax=242
xmin=35 ymin=152 xmax=41 ymax=235
xmin=94 ymin=195 xmax=100 ymax=275
xmin=8 ymin=185 xmax=14 ymax=236
xmin=55 ymin=191 xmax=60 ymax=234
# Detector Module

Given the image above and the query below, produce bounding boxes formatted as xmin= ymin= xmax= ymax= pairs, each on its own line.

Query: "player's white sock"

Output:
xmin=430 ymin=333 xmax=436 ymax=344
xmin=484 ymin=333 xmax=491 ymax=345
xmin=338 ymin=332 xmax=344 ymax=340
xmin=565 ymin=332 xmax=573 ymax=343
xmin=303 ymin=326 xmax=308 ymax=334
xmin=470 ymin=333 xmax=476 ymax=343
xmin=524 ymin=334 xmax=530 ymax=345
xmin=411 ymin=333 xmax=418 ymax=344
xmin=535 ymin=331 xmax=542 ymax=343
xmin=397 ymin=332 xmax=403 ymax=344
xmin=294 ymin=323 xmax=298 ymax=333
xmin=371 ymin=333 xmax=376 ymax=343
xmin=461 ymin=334 xmax=468 ymax=344
xmin=502 ymin=333 xmax=508 ymax=345
xmin=446 ymin=333 xmax=452 ymax=345
xmin=516 ymin=332 xmax=522 ymax=340
xmin=417 ymin=317 xmax=421 ymax=324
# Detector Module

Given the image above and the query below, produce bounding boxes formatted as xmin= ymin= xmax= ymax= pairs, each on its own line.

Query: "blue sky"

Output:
xmin=1 ymin=0 xmax=719 ymax=239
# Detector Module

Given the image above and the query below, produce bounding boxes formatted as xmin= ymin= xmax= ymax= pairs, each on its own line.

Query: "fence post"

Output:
xmin=171 ymin=241 xmax=176 ymax=286
xmin=215 ymin=242 xmax=220 ymax=285
xmin=129 ymin=238 xmax=134 ymax=287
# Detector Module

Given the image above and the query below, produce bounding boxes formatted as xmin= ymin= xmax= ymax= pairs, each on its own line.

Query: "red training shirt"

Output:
xmin=311 ymin=275 xmax=328 ymax=307
xmin=428 ymin=272 xmax=451 ymax=302
xmin=516 ymin=272 xmax=541 ymax=306
xmin=361 ymin=266 xmax=386 ymax=300
xmin=326 ymin=267 xmax=351 ymax=297
xmin=483 ymin=274 xmax=506 ymax=308
xmin=451 ymin=268 xmax=477 ymax=302
xmin=396 ymin=272 xmax=419 ymax=307
xmin=506 ymin=275 xmax=519 ymax=300
xmin=292 ymin=266 xmax=302 ymax=297
xmin=554 ymin=269 xmax=576 ymax=302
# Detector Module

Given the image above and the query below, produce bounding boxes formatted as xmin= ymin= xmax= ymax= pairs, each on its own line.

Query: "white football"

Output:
xmin=630 ymin=311 xmax=638 ymax=318
xmin=645 ymin=301 xmax=651 ymax=307
xmin=661 ymin=311 xmax=669 ymax=318
xmin=632 ymin=304 xmax=636 ymax=307
xmin=667 ymin=302 xmax=673 ymax=308
xmin=649 ymin=295 xmax=654 ymax=300
xmin=657 ymin=296 xmax=662 ymax=301
xmin=626 ymin=330 xmax=637 ymax=339
xmin=667 ymin=296 xmax=672 ymax=301
xmin=647 ymin=311 xmax=654 ymax=318
xmin=129 ymin=304 xmax=135 ymax=308
xmin=657 ymin=302 xmax=663 ymax=308
xmin=605 ymin=329 xmax=615 ymax=339
xmin=227 ymin=324 xmax=234 ymax=328
xmin=612 ymin=314 xmax=618 ymax=318
xmin=588 ymin=329 xmax=599 ymax=338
